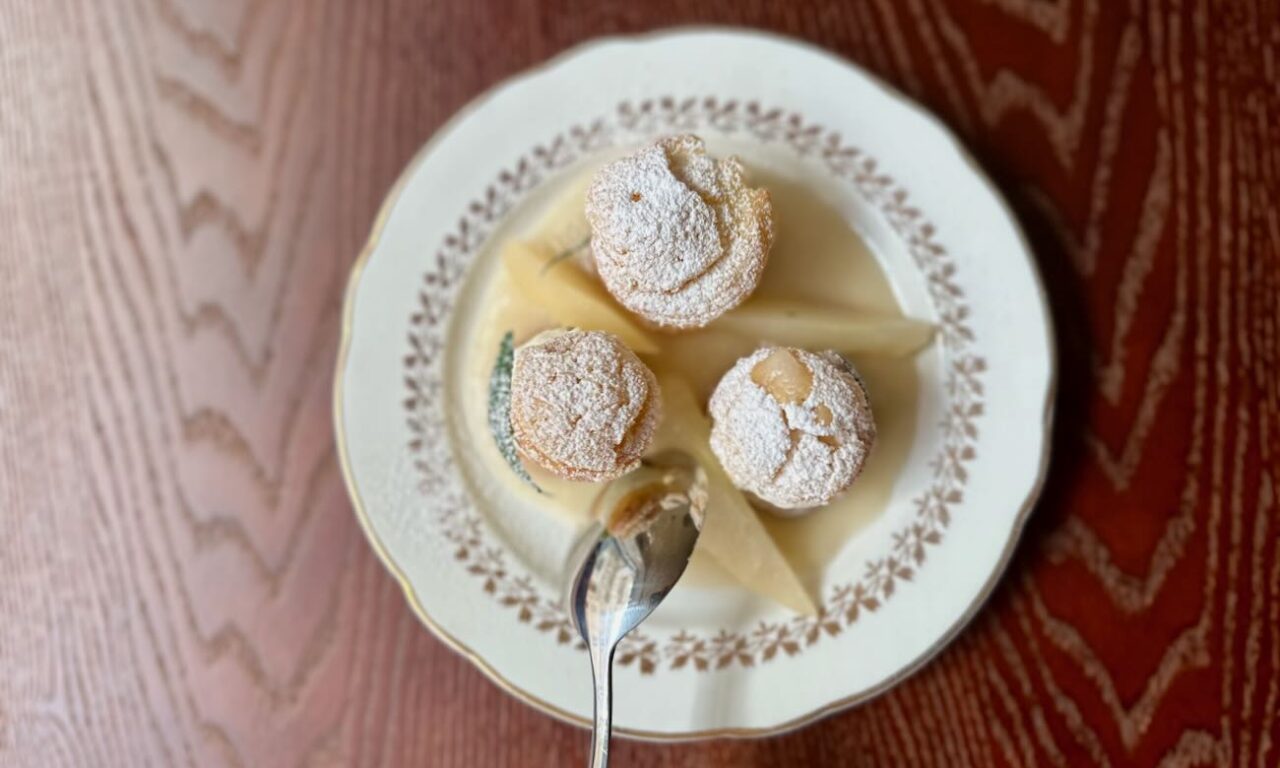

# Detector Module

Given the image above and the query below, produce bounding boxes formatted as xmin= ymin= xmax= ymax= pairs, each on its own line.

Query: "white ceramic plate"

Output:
xmin=335 ymin=28 xmax=1054 ymax=739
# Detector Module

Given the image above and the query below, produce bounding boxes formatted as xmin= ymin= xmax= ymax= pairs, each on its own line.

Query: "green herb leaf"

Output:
xmin=488 ymin=331 xmax=541 ymax=492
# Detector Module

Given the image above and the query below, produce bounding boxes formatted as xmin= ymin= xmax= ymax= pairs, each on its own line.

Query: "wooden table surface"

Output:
xmin=3 ymin=1 xmax=1277 ymax=765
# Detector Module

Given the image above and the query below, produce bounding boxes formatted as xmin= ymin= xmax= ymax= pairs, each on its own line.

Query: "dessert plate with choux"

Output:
xmin=335 ymin=28 xmax=1054 ymax=739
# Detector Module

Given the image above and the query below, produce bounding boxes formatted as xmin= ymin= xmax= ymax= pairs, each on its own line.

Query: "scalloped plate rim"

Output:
xmin=333 ymin=26 xmax=1056 ymax=740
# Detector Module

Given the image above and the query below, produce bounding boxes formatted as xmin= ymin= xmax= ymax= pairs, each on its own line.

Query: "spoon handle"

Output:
xmin=588 ymin=643 xmax=614 ymax=768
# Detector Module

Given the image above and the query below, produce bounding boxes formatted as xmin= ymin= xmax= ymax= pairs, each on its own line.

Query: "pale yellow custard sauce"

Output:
xmin=463 ymin=162 xmax=924 ymax=610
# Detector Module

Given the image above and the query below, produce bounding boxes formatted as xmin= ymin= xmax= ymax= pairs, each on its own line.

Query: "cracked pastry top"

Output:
xmin=510 ymin=329 xmax=662 ymax=483
xmin=708 ymin=346 xmax=877 ymax=511
xmin=585 ymin=134 xmax=773 ymax=329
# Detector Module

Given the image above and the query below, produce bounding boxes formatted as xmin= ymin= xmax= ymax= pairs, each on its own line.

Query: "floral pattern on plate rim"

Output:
xmin=401 ymin=97 xmax=984 ymax=675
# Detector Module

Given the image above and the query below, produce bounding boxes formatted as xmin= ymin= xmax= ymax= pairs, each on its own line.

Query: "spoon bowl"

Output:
xmin=567 ymin=451 xmax=706 ymax=767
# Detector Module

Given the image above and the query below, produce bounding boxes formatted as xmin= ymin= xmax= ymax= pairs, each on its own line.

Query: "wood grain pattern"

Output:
xmin=1 ymin=0 xmax=1276 ymax=765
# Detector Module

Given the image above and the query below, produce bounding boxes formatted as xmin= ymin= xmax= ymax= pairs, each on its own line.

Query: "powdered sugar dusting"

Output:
xmin=510 ymin=329 xmax=661 ymax=482
xmin=586 ymin=135 xmax=772 ymax=328
xmin=585 ymin=141 xmax=721 ymax=291
xmin=709 ymin=347 xmax=876 ymax=511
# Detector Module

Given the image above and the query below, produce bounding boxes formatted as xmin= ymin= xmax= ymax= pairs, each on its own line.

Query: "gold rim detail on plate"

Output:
xmin=333 ymin=27 xmax=1056 ymax=741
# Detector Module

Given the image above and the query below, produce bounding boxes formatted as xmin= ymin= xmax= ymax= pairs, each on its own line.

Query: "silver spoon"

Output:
xmin=568 ymin=451 xmax=707 ymax=768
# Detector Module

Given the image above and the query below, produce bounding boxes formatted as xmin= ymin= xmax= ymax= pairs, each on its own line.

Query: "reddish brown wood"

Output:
xmin=2 ymin=0 xmax=1277 ymax=765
